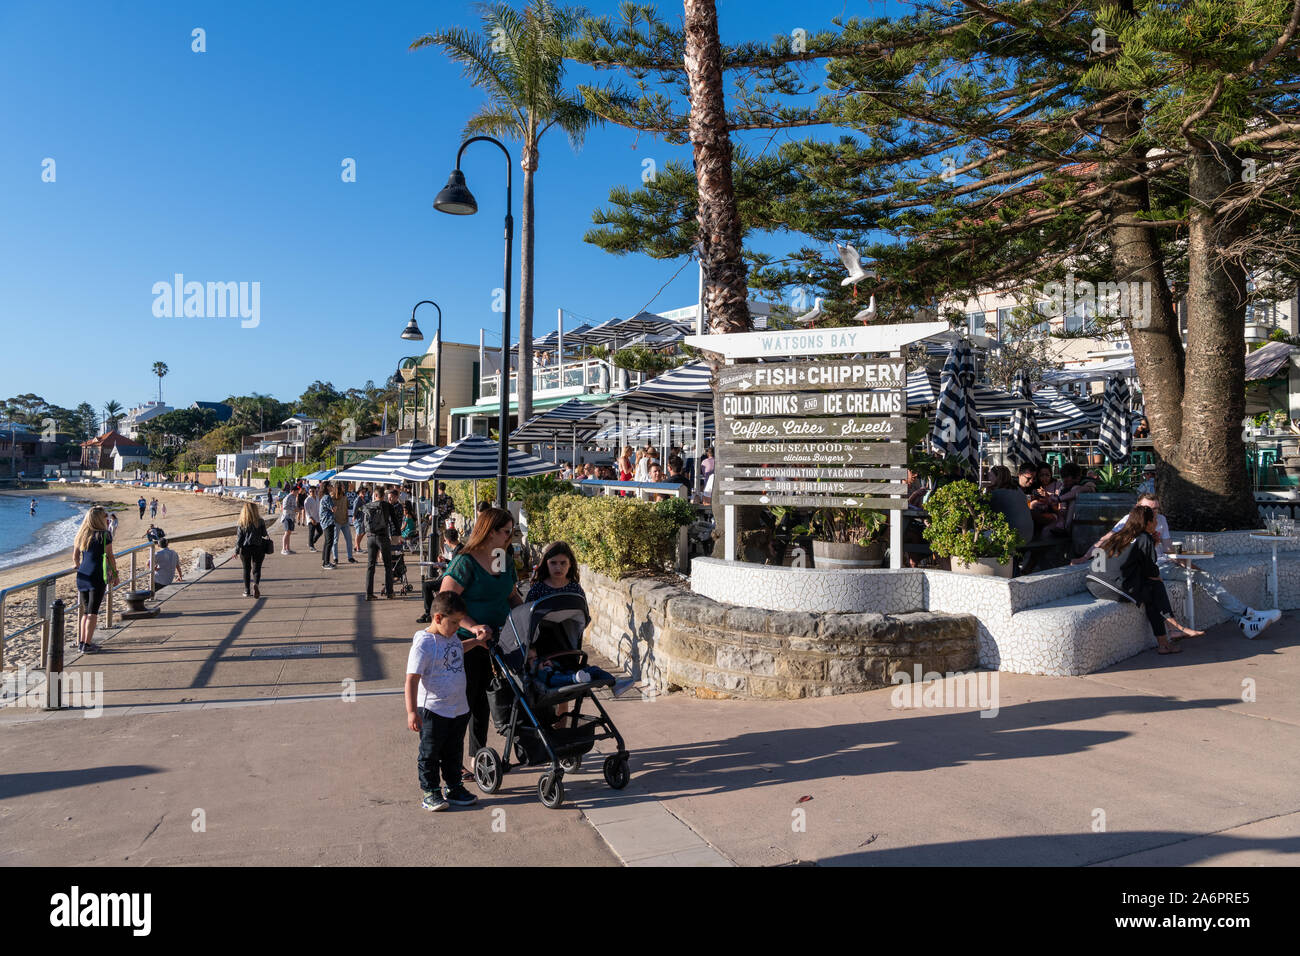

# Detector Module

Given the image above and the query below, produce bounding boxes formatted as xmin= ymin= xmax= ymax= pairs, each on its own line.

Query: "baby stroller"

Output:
xmin=475 ymin=591 xmax=630 ymax=808
xmin=389 ymin=549 xmax=414 ymax=595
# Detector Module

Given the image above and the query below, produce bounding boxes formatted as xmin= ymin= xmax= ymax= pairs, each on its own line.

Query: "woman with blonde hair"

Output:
xmin=73 ymin=506 xmax=116 ymax=653
xmin=616 ymin=446 xmax=635 ymax=481
xmin=236 ymin=501 xmax=271 ymax=598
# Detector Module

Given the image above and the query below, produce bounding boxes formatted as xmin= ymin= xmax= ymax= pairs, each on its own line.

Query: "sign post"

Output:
xmin=688 ymin=321 xmax=944 ymax=570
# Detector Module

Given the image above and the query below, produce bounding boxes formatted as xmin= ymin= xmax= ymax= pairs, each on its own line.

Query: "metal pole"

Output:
xmin=45 ymin=599 xmax=65 ymax=710
xmin=557 ymin=307 xmax=564 ymax=390
xmin=434 ymin=313 xmax=443 ymax=448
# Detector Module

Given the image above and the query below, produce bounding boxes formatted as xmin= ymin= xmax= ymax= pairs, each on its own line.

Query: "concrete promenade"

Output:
xmin=2 ymin=543 xmax=1298 ymax=866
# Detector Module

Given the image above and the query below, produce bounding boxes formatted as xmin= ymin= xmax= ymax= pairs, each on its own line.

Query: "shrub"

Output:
xmin=922 ymin=480 xmax=1023 ymax=565
xmin=545 ymin=495 xmax=678 ymax=578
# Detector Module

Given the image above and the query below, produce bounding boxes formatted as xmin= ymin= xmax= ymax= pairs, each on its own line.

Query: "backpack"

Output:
xmin=363 ymin=499 xmax=390 ymax=537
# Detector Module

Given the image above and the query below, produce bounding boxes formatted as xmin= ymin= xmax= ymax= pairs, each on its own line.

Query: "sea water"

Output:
xmin=0 ymin=495 xmax=86 ymax=572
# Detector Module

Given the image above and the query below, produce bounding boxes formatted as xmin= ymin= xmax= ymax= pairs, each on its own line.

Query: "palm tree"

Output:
xmin=412 ymin=0 xmax=597 ymax=431
xmin=103 ymin=400 xmax=124 ymax=433
xmin=152 ymin=362 xmax=169 ymax=403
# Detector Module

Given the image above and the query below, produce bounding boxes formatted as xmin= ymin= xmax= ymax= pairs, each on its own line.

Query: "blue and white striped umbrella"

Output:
xmin=1005 ymin=373 xmax=1042 ymax=466
xmin=509 ymin=399 xmax=604 ymax=444
xmin=930 ymin=341 xmax=982 ymax=467
xmin=332 ymin=439 xmax=438 ymax=485
xmin=302 ymin=469 xmax=338 ymax=482
xmin=1098 ymin=376 xmax=1132 ymax=464
xmin=392 ymin=434 xmax=561 ymax=482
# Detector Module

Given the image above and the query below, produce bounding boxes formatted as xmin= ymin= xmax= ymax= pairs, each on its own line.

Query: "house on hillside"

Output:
xmin=191 ymin=401 xmax=234 ymax=423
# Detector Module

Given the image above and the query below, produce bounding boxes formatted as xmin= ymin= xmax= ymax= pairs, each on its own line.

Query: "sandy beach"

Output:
xmin=0 ymin=486 xmax=250 ymax=673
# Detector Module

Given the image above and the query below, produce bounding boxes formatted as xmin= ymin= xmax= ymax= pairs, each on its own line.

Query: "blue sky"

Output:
xmin=0 ymin=0 xmax=892 ymax=415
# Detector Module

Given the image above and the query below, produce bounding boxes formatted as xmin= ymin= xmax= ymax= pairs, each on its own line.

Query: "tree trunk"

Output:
xmin=1166 ymin=145 xmax=1259 ymax=530
xmin=518 ymin=148 xmax=537 ymax=447
xmin=683 ymin=0 xmax=753 ymax=549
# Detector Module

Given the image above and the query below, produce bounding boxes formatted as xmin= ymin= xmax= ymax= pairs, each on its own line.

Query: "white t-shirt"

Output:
xmin=1110 ymin=513 xmax=1172 ymax=562
xmin=304 ymin=496 xmax=320 ymax=522
xmin=152 ymin=548 xmax=180 ymax=586
xmin=406 ymin=630 xmax=468 ymax=718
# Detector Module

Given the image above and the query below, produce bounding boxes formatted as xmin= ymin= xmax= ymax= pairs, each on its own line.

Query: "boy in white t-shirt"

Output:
xmin=405 ymin=590 xmax=490 ymax=811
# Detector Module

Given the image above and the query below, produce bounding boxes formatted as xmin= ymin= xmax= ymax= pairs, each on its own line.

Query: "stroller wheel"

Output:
xmin=603 ymin=754 xmax=630 ymax=790
xmin=474 ymin=748 xmax=503 ymax=794
xmin=538 ymin=772 xmax=565 ymax=809
xmin=559 ymin=756 xmax=582 ymax=773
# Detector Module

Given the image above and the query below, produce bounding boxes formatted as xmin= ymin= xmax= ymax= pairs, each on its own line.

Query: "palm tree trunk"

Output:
xmin=518 ymin=157 xmax=537 ymax=445
xmin=683 ymin=0 xmax=748 ymax=335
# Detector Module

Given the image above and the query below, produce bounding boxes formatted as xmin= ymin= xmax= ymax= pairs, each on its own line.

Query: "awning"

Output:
xmin=1246 ymin=341 xmax=1296 ymax=381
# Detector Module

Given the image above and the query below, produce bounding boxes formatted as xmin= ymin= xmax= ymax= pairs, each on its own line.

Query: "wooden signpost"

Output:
xmin=686 ymin=321 xmax=945 ymax=569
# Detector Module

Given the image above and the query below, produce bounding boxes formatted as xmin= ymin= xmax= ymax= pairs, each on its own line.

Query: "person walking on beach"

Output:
xmin=107 ymin=512 xmax=118 ymax=537
xmin=137 ymin=495 xmax=147 ymax=519
xmin=363 ymin=488 xmax=398 ymax=600
xmin=73 ymin=506 xmax=117 ymax=653
xmin=304 ymin=484 xmax=322 ymax=552
xmin=278 ymin=496 xmax=296 ymax=554
xmin=29 ymin=498 xmax=36 ymax=516
xmin=160 ymin=501 xmax=166 ymax=518
xmin=319 ymin=481 xmax=338 ymax=570
xmin=236 ymin=501 xmax=271 ymax=598
xmin=149 ymin=497 xmax=158 ymax=518
xmin=439 ymin=507 xmax=523 ymax=779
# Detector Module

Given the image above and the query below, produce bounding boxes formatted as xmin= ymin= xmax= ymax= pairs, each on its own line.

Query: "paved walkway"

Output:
xmin=2 ymin=544 xmax=1297 ymax=866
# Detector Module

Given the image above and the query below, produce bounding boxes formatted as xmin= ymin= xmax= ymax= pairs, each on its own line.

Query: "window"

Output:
xmin=996 ymin=307 xmax=1012 ymax=340
xmin=966 ymin=311 xmax=986 ymax=336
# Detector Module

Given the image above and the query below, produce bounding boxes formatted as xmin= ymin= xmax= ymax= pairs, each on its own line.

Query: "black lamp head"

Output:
xmin=401 ymin=317 xmax=423 ymax=341
xmin=433 ymin=169 xmax=478 ymax=215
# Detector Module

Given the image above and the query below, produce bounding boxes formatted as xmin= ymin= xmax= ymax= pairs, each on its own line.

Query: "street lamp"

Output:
xmin=435 ymin=136 xmax=513 ymax=510
xmin=404 ymin=300 xmax=444 ymax=447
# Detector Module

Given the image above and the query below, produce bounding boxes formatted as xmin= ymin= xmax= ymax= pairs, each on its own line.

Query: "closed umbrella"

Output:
xmin=1098 ymin=376 xmax=1132 ymax=464
xmin=929 ymin=340 xmax=982 ymax=471
xmin=1005 ymin=372 xmax=1042 ymax=466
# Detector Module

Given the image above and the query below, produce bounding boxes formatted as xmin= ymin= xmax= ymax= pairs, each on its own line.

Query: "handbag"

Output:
xmin=262 ymin=535 xmax=275 ymax=555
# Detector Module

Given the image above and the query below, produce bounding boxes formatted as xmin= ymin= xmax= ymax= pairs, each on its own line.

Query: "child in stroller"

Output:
xmin=474 ymin=587 xmax=630 ymax=809
xmin=525 ymin=543 xmax=614 ymax=708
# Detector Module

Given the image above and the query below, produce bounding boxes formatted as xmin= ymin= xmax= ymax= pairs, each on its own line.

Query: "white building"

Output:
xmin=120 ymin=401 xmax=172 ymax=440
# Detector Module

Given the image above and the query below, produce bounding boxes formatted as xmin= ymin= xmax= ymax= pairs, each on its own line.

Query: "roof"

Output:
xmin=112 ymin=444 xmax=151 ymax=457
xmin=1245 ymin=341 xmax=1296 ymax=381
xmin=81 ymin=430 xmax=136 ymax=449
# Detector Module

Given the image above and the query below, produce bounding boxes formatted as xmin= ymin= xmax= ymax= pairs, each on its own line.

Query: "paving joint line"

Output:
xmin=1085 ymin=806 xmax=1300 ymax=866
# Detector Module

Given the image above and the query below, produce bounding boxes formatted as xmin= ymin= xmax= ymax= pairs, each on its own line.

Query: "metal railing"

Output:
xmin=0 ymin=523 xmax=239 ymax=669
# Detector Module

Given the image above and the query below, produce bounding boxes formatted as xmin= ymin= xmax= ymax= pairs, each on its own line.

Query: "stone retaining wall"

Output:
xmin=581 ymin=565 xmax=978 ymax=700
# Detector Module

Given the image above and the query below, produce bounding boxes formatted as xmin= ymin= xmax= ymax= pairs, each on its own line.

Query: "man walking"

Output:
xmin=137 ymin=495 xmax=147 ymax=519
xmin=363 ymin=488 xmax=397 ymax=601
xmin=319 ymin=481 xmax=338 ymax=570
xmin=304 ymin=484 xmax=322 ymax=552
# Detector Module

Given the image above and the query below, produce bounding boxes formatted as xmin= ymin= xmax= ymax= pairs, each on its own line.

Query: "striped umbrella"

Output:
xmin=508 ymin=399 xmax=604 ymax=444
xmin=907 ymin=367 xmax=1032 ymax=419
xmin=929 ymin=340 xmax=982 ymax=468
xmin=1098 ymin=376 xmax=1132 ymax=464
xmin=1005 ymin=373 xmax=1042 ymax=466
xmin=391 ymin=434 xmax=561 ymax=482
xmin=332 ymin=439 xmax=438 ymax=485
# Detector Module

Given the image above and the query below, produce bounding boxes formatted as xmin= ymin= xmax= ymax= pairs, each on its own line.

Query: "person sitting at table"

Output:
xmin=1084 ymin=504 xmax=1202 ymax=654
xmin=989 ymin=465 xmax=1035 ymax=546
xmin=1024 ymin=462 xmax=1061 ymax=533
xmin=1074 ymin=493 xmax=1281 ymax=638
xmin=1046 ymin=463 xmax=1096 ymax=535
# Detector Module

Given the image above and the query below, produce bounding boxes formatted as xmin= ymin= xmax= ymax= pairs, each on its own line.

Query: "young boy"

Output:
xmin=405 ymin=591 xmax=489 ymax=811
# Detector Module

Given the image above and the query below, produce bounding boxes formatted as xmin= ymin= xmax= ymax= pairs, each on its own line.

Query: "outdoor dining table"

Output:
xmin=1248 ymin=533 xmax=1297 ymax=610
xmin=1169 ymin=552 xmax=1214 ymax=628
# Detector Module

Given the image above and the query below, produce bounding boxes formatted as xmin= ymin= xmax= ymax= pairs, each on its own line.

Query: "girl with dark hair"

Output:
xmin=439 ymin=507 xmax=523 ymax=777
xmin=526 ymin=542 xmax=582 ymax=602
xmin=1085 ymin=504 xmax=1202 ymax=654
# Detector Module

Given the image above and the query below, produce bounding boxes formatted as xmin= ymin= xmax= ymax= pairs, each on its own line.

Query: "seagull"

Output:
xmin=837 ymin=243 xmax=876 ymax=287
xmin=793 ymin=297 xmax=824 ymax=325
xmin=852 ymin=293 xmax=878 ymax=324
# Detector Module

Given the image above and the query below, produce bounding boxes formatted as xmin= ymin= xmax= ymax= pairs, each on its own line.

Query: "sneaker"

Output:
xmin=322 ymin=563 xmax=335 ymax=570
xmin=443 ymin=785 xmax=478 ymax=807
xmin=1248 ymin=607 xmax=1282 ymax=626
xmin=309 ymin=546 xmax=317 ymax=552
xmin=574 ymin=669 xmax=592 ymax=684
xmin=1240 ymin=609 xmax=1281 ymax=638
xmin=415 ymin=614 xmax=431 ymax=624
xmin=347 ymin=558 xmax=358 ymax=564
xmin=281 ymin=550 xmax=291 ymax=555
xmin=421 ymin=790 xmax=449 ymax=812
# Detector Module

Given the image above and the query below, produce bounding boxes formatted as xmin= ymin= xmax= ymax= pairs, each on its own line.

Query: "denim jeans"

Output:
xmin=1160 ymin=563 xmax=1248 ymax=616
xmin=332 ymin=522 xmax=354 ymax=562
xmin=417 ymin=708 xmax=470 ymax=793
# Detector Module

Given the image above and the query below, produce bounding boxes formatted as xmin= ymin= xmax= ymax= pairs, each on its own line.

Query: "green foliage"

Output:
xmin=136 ymin=408 xmax=218 ymax=450
xmin=269 ymin=462 xmax=326 ymax=487
xmin=652 ymin=494 xmax=697 ymax=528
xmin=803 ymin=507 xmax=888 ymax=546
xmin=1093 ymin=463 xmax=1137 ymax=493
xmin=545 ymin=494 xmax=678 ymax=578
xmin=922 ymin=480 xmax=1023 ymax=565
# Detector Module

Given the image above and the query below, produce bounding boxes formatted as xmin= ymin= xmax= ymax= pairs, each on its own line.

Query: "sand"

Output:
xmin=0 ymin=485 xmax=249 ymax=673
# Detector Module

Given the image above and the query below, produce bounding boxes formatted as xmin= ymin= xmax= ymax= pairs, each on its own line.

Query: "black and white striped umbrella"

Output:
xmin=907 ymin=367 xmax=1032 ymax=419
xmin=508 ymin=399 xmax=604 ymax=444
xmin=391 ymin=434 xmax=561 ymax=482
xmin=1006 ymin=373 xmax=1042 ymax=466
xmin=1098 ymin=375 xmax=1132 ymax=464
xmin=332 ymin=439 xmax=438 ymax=485
xmin=929 ymin=341 xmax=982 ymax=467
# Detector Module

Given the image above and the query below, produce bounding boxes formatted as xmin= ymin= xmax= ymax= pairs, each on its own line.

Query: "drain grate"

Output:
xmin=250 ymin=644 xmax=321 ymax=658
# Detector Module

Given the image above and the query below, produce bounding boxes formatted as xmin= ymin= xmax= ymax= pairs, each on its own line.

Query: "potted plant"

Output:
xmin=922 ymin=480 xmax=1023 ymax=577
xmin=802 ymin=507 xmax=889 ymax=569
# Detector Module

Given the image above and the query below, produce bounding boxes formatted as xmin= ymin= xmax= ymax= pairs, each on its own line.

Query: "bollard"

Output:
xmin=149 ymin=543 xmax=156 ymax=598
xmin=130 ymin=551 xmax=137 ymax=593
xmin=45 ymin=599 xmax=65 ymax=710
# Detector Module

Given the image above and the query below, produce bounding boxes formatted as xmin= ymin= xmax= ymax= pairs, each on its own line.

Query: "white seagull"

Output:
xmin=793 ymin=297 xmax=824 ymax=325
xmin=836 ymin=243 xmax=876 ymax=286
xmin=852 ymin=293 xmax=878 ymax=324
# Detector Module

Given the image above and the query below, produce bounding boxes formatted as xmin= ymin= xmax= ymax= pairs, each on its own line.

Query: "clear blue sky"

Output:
xmin=0 ymin=0 xmax=890 ymax=415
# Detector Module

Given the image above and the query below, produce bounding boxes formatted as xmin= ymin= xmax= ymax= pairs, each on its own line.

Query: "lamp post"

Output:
xmin=434 ymin=136 xmax=513 ymax=511
xmin=403 ymin=300 xmax=443 ymax=447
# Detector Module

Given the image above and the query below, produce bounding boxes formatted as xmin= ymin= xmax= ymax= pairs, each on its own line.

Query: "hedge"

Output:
xmin=543 ymin=494 xmax=692 ymax=578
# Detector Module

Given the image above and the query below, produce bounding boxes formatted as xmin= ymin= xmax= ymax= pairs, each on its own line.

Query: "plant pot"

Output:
xmin=813 ymin=539 xmax=884 ymax=569
xmin=951 ymin=556 xmax=1013 ymax=578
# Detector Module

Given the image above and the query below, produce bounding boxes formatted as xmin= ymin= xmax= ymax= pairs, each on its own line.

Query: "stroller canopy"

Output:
xmin=500 ymin=591 xmax=590 ymax=664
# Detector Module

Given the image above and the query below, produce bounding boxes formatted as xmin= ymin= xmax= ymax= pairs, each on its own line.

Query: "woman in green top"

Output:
xmin=439 ymin=506 xmax=523 ymax=773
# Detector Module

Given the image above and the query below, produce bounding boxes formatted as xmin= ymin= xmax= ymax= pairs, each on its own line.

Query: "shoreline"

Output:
xmin=0 ymin=490 xmax=133 ymax=579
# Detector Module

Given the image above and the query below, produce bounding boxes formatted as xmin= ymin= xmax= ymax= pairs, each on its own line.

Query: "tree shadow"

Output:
xmin=0 ymin=764 xmax=162 ymax=799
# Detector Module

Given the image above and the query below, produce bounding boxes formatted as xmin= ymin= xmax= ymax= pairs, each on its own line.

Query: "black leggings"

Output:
xmin=462 ymin=644 xmax=492 ymax=757
xmin=1089 ymin=577 xmax=1172 ymax=637
xmin=241 ymin=550 xmax=265 ymax=591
